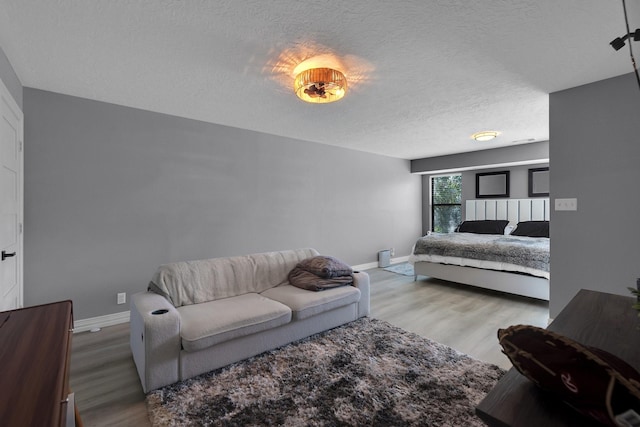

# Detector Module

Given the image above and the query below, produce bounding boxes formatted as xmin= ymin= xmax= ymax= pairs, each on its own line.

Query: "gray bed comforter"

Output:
xmin=413 ymin=232 xmax=550 ymax=272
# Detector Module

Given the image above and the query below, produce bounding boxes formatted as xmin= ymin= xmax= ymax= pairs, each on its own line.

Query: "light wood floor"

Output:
xmin=70 ymin=267 xmax=549 ymax=426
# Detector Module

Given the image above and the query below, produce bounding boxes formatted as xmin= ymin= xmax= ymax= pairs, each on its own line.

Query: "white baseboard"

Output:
xmin=74 ymin=310 xmax=130 ymax=333
xmin=352 ymin=261 xmax=379 ymax=271
xmin=391 ymin=255 xmax=411 ymax=264
xmin=352 ymin=255 xmax=410 ymax=272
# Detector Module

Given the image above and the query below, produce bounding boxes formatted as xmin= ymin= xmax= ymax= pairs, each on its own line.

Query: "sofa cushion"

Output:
xmin=260 ymin=284 xmax=360 ymax=321
xmin=177 ymin=293 xmax=292 ymax=352
xmin=150 ymin=248 xmax=319 ymax=307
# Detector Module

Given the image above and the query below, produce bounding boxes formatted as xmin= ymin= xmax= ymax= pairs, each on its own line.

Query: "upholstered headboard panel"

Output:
xmin=465 ymin=198 xmax=550 ymax=223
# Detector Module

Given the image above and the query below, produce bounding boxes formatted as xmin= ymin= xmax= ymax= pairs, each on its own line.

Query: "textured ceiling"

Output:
xmin=0 ymin=0 xmax=637 ymax=160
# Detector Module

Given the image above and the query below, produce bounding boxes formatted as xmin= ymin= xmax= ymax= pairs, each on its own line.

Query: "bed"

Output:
xmin=410 ymin=198 xmax=550 ymax=300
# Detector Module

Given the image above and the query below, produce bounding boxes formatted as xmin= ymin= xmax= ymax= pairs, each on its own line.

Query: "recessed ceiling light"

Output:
xmin=471 ymin=131 xmax=500 ymax=142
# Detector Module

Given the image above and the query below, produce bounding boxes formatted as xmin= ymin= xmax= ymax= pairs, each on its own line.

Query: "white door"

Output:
xmin=0 ymin=78 xmax=23 ymax=311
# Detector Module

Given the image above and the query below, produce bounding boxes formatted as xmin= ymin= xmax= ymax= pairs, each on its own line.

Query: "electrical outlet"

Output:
xmin=390 ymin=247 xmax=395 ymax=257
xmin=117 ymin=292 xmax=126 ymax=305
xmin=554 ymin=198 xmax=578 ymax=211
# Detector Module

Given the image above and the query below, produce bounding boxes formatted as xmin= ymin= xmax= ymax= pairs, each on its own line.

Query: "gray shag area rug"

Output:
xmin=146 ymin=318 xmax=504 ymax=426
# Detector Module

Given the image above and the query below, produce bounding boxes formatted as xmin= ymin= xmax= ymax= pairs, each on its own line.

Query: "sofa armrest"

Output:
xmin=130 ymin=291 xmax=181 ymax=392
xmin=352 ymin=271 xmax=370 ymax=318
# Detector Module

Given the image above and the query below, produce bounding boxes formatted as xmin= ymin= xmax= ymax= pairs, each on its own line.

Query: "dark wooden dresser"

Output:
xmin=0 ymin=300 xmax=82 ymax=427
xmin=476 ymin=289 xmax=640 ymax=426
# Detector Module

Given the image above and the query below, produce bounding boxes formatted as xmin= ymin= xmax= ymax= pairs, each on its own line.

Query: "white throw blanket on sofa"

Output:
xmin=149 ymin=248 xmax=319 ymax=307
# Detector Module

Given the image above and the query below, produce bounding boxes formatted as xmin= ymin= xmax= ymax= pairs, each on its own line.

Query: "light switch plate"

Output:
xmin=555 ymin=198 xmax=577 ymax=211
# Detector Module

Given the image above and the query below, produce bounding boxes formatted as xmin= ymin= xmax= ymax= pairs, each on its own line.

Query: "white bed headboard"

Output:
xmin=465 ymin=198 xmax=550 ymax=223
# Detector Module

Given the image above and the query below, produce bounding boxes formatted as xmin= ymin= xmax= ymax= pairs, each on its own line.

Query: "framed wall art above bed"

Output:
xmin=528 ymin=167 xmax=550 ymax=197
xmin=476 ymin=171 xmax=510 ymax=198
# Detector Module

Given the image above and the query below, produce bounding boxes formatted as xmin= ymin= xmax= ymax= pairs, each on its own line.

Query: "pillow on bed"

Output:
xmin=511 ymin=221 xmax=549 ymax=238
xmin=456 ymin=220 xmax=509 ymax=235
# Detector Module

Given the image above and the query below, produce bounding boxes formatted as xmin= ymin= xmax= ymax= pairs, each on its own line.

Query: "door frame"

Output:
xmin=0 ymin=75 xmax=24 ymax=309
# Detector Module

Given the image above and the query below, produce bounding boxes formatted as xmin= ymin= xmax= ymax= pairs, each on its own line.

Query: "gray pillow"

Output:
xmin=511 ymin=221 xmax=549 ymax=238
xmin=457 ymin=220 xmax=509 ymax=235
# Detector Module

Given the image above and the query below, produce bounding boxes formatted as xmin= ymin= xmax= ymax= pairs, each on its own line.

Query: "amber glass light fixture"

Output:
xmin=294 ymin=68 xmax=347 ymax=103
xmin=471 ymin=131 xmax=500 ymax=142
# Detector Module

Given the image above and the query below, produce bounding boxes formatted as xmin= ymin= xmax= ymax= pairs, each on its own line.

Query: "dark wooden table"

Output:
xmin=0 ymin=300 xmax=82 ymax=427
xmin=476 ymin=289 xmax=640 ymax=427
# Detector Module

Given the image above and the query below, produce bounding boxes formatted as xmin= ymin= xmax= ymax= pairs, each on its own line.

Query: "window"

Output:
xmin=431 ymin=174 xmax=462 ymax=233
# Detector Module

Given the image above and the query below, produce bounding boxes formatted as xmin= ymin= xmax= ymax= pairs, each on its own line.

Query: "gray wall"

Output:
xmin=23 ymin=88 xmax=422 ymax=320
xmin=0 ymin=44 xmax=22 ymax=109
xmin=549 ymin=72 xmax=640 ymax=318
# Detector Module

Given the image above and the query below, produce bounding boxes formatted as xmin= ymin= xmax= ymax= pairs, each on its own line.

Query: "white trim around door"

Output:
xmin=0 ymin=76 xmax=24 ymax=310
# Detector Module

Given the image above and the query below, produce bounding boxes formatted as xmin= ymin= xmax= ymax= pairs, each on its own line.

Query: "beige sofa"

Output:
xmin=130 ymin=248 xmax=370 ymax=392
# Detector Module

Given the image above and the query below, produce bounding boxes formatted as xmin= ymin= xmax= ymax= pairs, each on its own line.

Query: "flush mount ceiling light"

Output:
xmin=294 ymin=68 xmax=347 ymax=103
xmin=471 ymin=131 xmax=500 ymax=142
